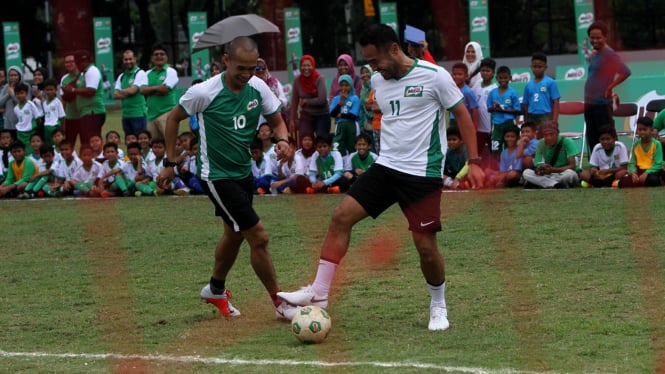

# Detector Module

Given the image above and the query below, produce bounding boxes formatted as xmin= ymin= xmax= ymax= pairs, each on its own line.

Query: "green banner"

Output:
xmin=188 ymin=12 xmax=210 ymax=80
xmin=284 ymin=7 xmax=303 ymax=84
xmin=3 ymin=22 xmax=22 ymax=71
xmin=93 ymin=17 xmax=115 ymax=103
xmin=379 ymin=3 xmax=398 ymax=32
xmin=469 ymin=0 xmax=491 ymax=57
xmin=574 ymin=0 xmax=594 ymax=65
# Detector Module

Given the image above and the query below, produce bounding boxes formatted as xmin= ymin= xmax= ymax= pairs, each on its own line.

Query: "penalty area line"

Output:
xmin=0 ymin=349 xmax=549 ymax=374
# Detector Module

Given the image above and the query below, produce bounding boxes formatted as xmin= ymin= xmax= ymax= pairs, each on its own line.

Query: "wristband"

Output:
xmin=164 ymin=160 xmax=177 ymax=168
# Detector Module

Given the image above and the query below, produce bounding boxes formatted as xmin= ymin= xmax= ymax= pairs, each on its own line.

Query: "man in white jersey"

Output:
xmin=157 ymin=36 xmax=299 ymax=322
xmin=278 ymin=24 xmax=484 ymax=331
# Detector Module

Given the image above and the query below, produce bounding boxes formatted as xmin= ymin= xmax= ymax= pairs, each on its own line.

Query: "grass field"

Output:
xmin=1 ymin=188 xmax=665 ymax=373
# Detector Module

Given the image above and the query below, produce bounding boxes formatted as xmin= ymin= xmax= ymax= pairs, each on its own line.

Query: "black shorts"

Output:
xmin=347 ymin=164 xmax=443 ymax=232
xmin=202 ymin=176 xmax=259 ymax=232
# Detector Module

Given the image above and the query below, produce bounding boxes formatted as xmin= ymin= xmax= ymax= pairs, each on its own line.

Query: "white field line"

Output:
xmin=0 ymin=349 xmax=553 ymax=374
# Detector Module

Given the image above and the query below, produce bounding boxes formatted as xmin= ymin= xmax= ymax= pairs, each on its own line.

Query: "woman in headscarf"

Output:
xmin=463 ymin=41 xmax=484 ymax=88
xmin=255 ymin=58 xmax=287 ymax=108
xmin=289 ymin=55 xmax=329 ymax=138
xmin=328 ymin=53 xmax=362 ymax=102
xmin=359 ymin=65 xmax=373 ymax=136
xmin=0 ymin=66 xmax=25 ymax=138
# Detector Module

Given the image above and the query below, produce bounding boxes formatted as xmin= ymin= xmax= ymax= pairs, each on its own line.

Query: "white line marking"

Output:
xmin=0 ymin=350 xmax=549 ymax=373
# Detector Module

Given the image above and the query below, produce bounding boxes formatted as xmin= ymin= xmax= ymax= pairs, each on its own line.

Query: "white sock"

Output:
xmin=428 ymin=281 xmax=447 ymax=308
xmin=311 ymin=259 xmax=337 ymax=296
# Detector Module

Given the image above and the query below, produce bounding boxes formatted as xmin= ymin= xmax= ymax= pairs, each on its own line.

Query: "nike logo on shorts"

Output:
xmin=420 ymin=221 xmax=435 ymax=227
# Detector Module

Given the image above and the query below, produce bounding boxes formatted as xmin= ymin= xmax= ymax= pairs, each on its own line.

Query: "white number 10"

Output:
xmin=233 ymin=115 xmax=247 ymax=130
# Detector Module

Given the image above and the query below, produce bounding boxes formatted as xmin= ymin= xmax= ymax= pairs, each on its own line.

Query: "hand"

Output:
xmin=288 ymin=120 xmax=296 ymax=133
xmin=312 ymin=181 xmax=325 ymax=190
xmin=157 ymin=167 xmax=175 ymax=190
xmin=467 ymin=164 xmax=485 ymax=189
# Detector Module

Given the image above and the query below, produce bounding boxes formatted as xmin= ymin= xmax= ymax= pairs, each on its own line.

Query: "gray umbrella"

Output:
xmin=192 ymin=14 xmax=280 ymax=53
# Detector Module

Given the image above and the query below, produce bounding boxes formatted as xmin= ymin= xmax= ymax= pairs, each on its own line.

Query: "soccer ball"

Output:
xmin=291 ymin=305 xmax=331 ymax=344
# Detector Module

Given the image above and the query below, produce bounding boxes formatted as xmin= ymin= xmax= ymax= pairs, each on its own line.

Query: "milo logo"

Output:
xmin=564 ymin=67 xmax=585 ymax=80
xmin=192 ymin=32 xmax=204 ymax=43
xmin=578 ymin=12 xmax=594 ymax=28
xmin=287 ymin=27 xmax=300 ymax=44
xmin=471 ymin=16 xmax=488 ymax=32
xmin=247 ymin=99 xmax=259 ymax=111
xmin=97 ymin=38 xmax=111 ymax=54
xmin=512 ymin=72 xmax=531 ymax=83
xmin=404 ymin=86 xmax=424 ymax=97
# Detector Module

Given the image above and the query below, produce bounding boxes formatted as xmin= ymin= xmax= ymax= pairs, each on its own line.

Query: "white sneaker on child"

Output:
xmin=277 ymin=285 xmax=328 ymax=309
xmin=428 ymin=305 xmax=449 ymax=331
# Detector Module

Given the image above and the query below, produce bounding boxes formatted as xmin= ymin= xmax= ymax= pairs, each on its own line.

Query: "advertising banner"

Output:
xmin=284 ymin=7 xmax=303 ymax=84
xmin=93 ymin=17 xmax=115 ymax=102
xmin=3 ymin=22 xmax=22 ymax=71
xmin=469 ymin=0 xmax=490 ymax=57
xmin=574 ymin=0 xmax=595 ymax=65
xmin=379 ymin=3 xmax=398 ymax=32
xmin=188 ymin=12 xmax=210 ymax=80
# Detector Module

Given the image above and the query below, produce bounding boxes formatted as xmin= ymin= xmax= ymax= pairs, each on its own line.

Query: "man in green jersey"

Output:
xmin=141 ymin=44 xmax=179 ymax=139
xmin=158 ymin=36 xmax=298 ymax=322
xmin=113 ymin=49 xmax=147 ymax=137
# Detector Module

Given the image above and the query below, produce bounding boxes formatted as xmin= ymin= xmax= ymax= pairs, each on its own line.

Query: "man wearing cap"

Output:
xmin=63 ymin=50 xmax=106 ymax=146
xmin=522 ymin=120 xmax=579 ymax=188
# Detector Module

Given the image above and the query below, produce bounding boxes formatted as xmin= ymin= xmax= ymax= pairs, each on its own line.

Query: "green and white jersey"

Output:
xmin=178 ymin=73 xmax=282 ymax=181
xmin=43 ymin=97 xmax=65 ymax=127
xmin=76 ymin=64 xmax=106 ymax=116
xmin=115 ymin=66 xmax=148 ymax=118
xmin=146 ymin=65 xmax=179 ymax=120
xmin=372 ymin=59 xmax=463 ymax=177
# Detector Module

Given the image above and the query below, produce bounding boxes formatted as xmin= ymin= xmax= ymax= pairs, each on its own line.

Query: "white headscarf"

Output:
xmin=463 ymin=41 xmax=484 ymax=87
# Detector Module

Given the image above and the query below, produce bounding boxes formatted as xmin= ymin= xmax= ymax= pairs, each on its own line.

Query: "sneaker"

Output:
xmin=277 ymin=285 xmax=328 ymax=309
xmin=327 ymin=186 xmax=341 ymax=194
xmin=305 ymin=187 xmax=315 ymax=194
xmin=122 ymin=190 xmax=133 ymax=197
xmin=611 ymin=179 xmax=620 ymax=189
xmin=174 ymin=187 xmax=190 ymax=196
xmin=134 ymin=191 xmax=143 ymax=197
xmin=200 ymin=284 xmax=241 ymax=317
xmin=275 ymin=299 xmax=301 ymax=321
xmin=257 ymin=187 xmax=267 ymax=195
xmin=428 ymin=305 xmax=449 ymax=331
xmin=100 ymin=191 xmax=113 ymax=198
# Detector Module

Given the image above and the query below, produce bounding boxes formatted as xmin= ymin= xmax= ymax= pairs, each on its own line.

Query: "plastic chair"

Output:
xmin=558 ymin=101 xmax=586 ymax=169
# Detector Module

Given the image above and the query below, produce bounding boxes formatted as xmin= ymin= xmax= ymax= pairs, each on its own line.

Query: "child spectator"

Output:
xmin=97 ymin=142 xmax=130 ymax=197
xmin=14 ymin=83 xmax=43 ymax=153
xmin=123 ymin=133 xmax=138 ymax=162
xmin=484 ymin=125 xmax=522 ymax=187
xmin=124 ymin=141 xmax=157 ymax=196
xmin=188 ymin=78 xmax=203 ymax=131
xmin=68 ymin=145 xmax=102 ymax=196
xmin=28 ymin=134 xmax=45 ymax=171
xmin=89 ymin=135 xmax=105 ymax=163
xmin=579 ymin=125 xmax=628 ymax=187
xmin=449 ymin=63 xmax=479 ymax=130
xmin=517 ymin=122 xmax=539 ymax=169
xmin=171 ymin=134 xmax=190 ymax=195
xmin=522 ymin=121 xmax=579 ymax=188
xmin=105 ymin=130 xmax=125 ymax=160
xmin=50 ymin=128 xmax=68 ymax=162
xmin=1 ymin=130 xmax=14 ymax=176
xmin=443 ymin=126 xmax=469 ymax=189
xmin=270 ymin=137 xmax=298 ymax=194
xmin=343 ymin=133 xmax=378 ymax=185
xmin=250 ymin=138 xmax=275 ymax=194
xmin=487 ymin=66 xmax=521 ymax=155
xmin=0 ymin=140 xmax=37 ymax=198
xmin=367 ymin=89 xmax=382 ymax=154
xmin=24 ymin=144 xmax=59 ymax=197
xmin=472 ymin=58 xmax=497 ymax=161
xmin=330 ymin=74 xmax=361 ymax=160
xmin=55 ymin=140 xmax=82 ymax=195
xmin=616 ymin=117 xmax=664 ymax=188
xmin=148 ymin=136 xmax=168 ymax=195
xmin=256 ymin=122 xmax=277 ymax=166
xmin=137 ymin=130 xmax=155 ymax=164
xmin=521 ymin=52 xmax=561 ymax=135
xmin=308 ymin=133 xmax=347 ymax=193
xmin=42 ymin=79 xmax=66 ymax=147
xmin=291 ymin=133 xmax=316 ymax=193
xmin=182 ymin=136 xmax=204 ymax=194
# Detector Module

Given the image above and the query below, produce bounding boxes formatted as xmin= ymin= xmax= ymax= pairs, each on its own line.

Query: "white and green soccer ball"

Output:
xmin=291 ymin=305 xmax=331 ymax=344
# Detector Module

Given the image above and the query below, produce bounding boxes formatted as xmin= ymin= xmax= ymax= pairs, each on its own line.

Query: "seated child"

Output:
xmin=56 ymin=140 xmax=83 ymax=195
xmin=181 ymin=136 xmax=204 ymax=194
xmin=123 ymin=142 xmax=157 ymax=196
xmin=522 ymin=121 xmax=579 ymax=188
xmin=106 ymin=130 xmax=125 ymax=161
xmin=27 ymin=134 xmax=45 ymax=171
xmin=443 ymin=126 xmax=469 ymax=189
xmin=90 ymin=135 xmax=105 ymax=163
xmin=270 ymin=138 xmax=298 ymax=194
xmin=1 ymin=130 xmax=14 ymax=179
xmin=97 ymin=142 xmax=130 ymax=197
xmin=123 ymin=133 xmax=138 ymax=162
xmin=251 ymin=138 xmax=276 ymax=194
xmin=517 ymin=122 xmax=538 ymax=169
xmin=616 ymin=117 xmax=664 ymax=188
xmin=291 ymin=133 xmax=316 ymax=194
xmin=25 ymin=144 xmax=59 ymax=197
xmin=68 ymin=145 xmax=103 ymax=196
xmin=343 ymin=133 xmax=378 ymax=185
xmin=137 ymin=130 xmax=156 ymax=164
xmin=579 ymin=126 xmax=628 ymax=187
xmin=484 ymin=124 xmax=523 ymax=187
xmin=308 ymin=133 xmax=348 ymax=194
xmin=147 ymin=137 xmax=168 ymax=195
xmin=0 ymin=140 xmax=37 ymax=198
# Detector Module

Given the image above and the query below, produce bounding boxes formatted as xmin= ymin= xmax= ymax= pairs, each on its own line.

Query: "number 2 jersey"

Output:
xmin=178 ymin=73 xmax=282 ymax=181
xmin=371 ymin=59 xmax=463 ymax=178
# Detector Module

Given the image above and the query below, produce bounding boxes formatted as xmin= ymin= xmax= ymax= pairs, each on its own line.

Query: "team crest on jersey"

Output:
xmin=404 ymin=86 xmax=424 ymax=97
xmin=540 ymin=86 xmax=547 ymax=92
xmin=246 ymin=99 xmax=259 ymax=111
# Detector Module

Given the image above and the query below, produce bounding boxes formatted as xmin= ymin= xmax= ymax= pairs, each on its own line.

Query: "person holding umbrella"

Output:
xmin=158 ymin=36 xmax=299 ymax=322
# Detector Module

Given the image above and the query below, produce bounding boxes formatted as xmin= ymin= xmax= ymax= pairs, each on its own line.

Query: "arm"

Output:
xmin=157 ymin=105 xmax=188 ymax=189
xmin=551 ymin=98 xmax=560 ymax=122
xmin=646 ymin=142 xmax=663 ymax=173
xmin=140 ymin=84 xmax=170 ymax=96
xmin=266 ymin=111 xmax=290 ymax=160
xmin=307 ymin=77 xmax=328 ymax=107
